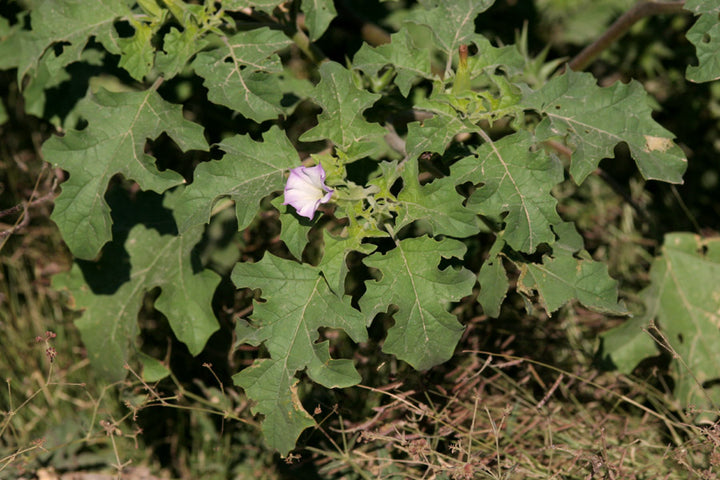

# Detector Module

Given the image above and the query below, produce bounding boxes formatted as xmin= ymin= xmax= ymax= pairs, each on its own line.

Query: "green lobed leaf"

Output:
xmin=173 ymin=126 xmax=297 ymax=233
xmin=405 ymin=105 xmax=476 ymax=160
xmin=53 ymin=224 xmax=220 ymax=382
xmin=353 ymin=29 xmax=433 ymax=97
xmin=156 ymin=25 xmax=210 ymax=78
xmin=396 ymin=158 xmax=481 ymax=238
xmin=318 ymin=229 xmax=375 ymax=297
xmin=191 ymin=28 xmax=293 ymax=122
xmin=685 ymin=13 xmax=720 ymax=83
xmin=117 ymin=21 xmax=154 ymax=81
xmin=4 ymin=0 xmax=129 ymax=84
xmin=605 ymin=233 xmax=720 ymax=411
xmin=452 ymin=131 xmax=564 ymax=253
xmin=299 ymin=62 xmax=386 ymax=161
xmin=274 ymin=197 xmax=314 ymax=261
xmin=43 ymin=87 xmax=208 ymax=259
xmin=405 ymin=0 xmax=495 ymax=71
xmin=302 ymin=0 xmax=337 ymax=41
xmin=232 ymin=254 xmax=367 ymax=454
xmin=524 ymin=70 xmax=687 ymax=184
xmin=516 ymin=250 xmax=627 ymax=316
xmin=360 ymin=236 xmax=475 ymax=370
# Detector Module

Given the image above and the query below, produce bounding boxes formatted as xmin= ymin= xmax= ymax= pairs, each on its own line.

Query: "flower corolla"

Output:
xmin=283 ymin=164 xmax=334 ymax=219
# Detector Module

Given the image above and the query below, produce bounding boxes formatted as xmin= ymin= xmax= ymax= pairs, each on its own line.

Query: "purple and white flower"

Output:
xmin=283 ymin=164 xmax=334 ymax=219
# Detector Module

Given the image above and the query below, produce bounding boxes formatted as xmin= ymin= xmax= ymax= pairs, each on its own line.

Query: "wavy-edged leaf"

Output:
xmin=191 ymin=28 xmax=293 ymax=122
xmin=299 ymin=62 xmax=386 ymax=161
xmin=452 ymin=131 xmax=563 ymax=253
xmin=319 ymin=229 xmax=375 ymax=297
xmin=397 ymin=159 xmax=481 ymax=238
xmin=156 ymin=25 xmax=210 ymax=78
xmin=353 ymin=30 xmax=433 ymax=97
xmin=2 ymin=0 xmax=129 ymax=84
xmin=360 ymin=237 xmax=475 ymax=370
xmin=517 ymin=250 xmax=627 ymax=316
xmin=302 ymin=0 xmax=337 ymax=41
xmin=232 ymin=255 xmax=367 ymax=454
xmin=405 ymin=0 xmax=495 ymax=69
xmin=53 ymin=224 xmax=220 ymax=382
xmin=525 ymin=70 xmax=687 ymax=184
xmin=685 ymin=11 xmax=720 ymax=83
xmin=43 ymin=87 xmax=208 ymax=259
xmin=173 ymin=126 xmax=296 ymax=233
xmin=117 ymin=21 xmax=154 ymax=81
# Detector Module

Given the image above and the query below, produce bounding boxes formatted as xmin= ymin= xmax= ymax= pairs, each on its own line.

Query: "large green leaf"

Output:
xmin=191 ymin=28 xmax=293 ymax=122
xmin=360 ymin=236 xmax=475 ymax=370
xmin=232 ymin=255 xmax=367 ymax=454
xmin=452 ymin=131 xmax=564 ymax=253
xmin=525 ymin=70 xmax=687 ymax=184
xmin=53 ymin=224 xmax=220 ymax=382
xmin=299 ymin=62 xmax=386 ymax=161
xmin=603 ymin=233 xmax=720 ymax=412
xmin=43 ymin=88 xmax=208 ymax=259
xmin=173 ymin=127 xmax=297 ymax=233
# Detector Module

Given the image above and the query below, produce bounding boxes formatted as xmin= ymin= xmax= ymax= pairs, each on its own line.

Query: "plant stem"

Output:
xmin=568 ymin=1 xmax=687 ymax=72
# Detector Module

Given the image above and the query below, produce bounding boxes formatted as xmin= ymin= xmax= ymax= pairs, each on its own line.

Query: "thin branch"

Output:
xmin=568 ymin=1 xmax=687 ymax=72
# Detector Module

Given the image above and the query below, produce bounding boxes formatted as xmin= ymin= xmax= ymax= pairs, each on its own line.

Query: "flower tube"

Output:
xmin=283 ymin=164 xmax=334 ymax=219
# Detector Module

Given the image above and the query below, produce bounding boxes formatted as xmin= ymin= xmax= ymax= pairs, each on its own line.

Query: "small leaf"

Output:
xmin=299 ymin=62 xmax=386 ymax=161
xmin=302 ymin=0 xmax=337 ymax=41
xmin=361 ymin=236 xmax=475 ymax=370
xmin=43 ymin=87 xmax=208 ymax=259
xmin=140 ymin=352 xmax=171 ymax=382
xmin=156 ymin=25 xmax=210 ymax=78
xmin=118 ymin=21 xmax=154 ymax=81
xmin=477 ymin=237 xmax=508 ymax=318
xmin=405 ymin=105 xmax=475 ymax=159
xmin=275 ymin=197 xmax=314 ymax=261
xmin=525 ymin=70 xmax=687 ymax=184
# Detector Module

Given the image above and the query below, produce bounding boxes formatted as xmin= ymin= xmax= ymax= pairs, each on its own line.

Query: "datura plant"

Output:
xmin=1 ymin=0 xmax=718 ymax=455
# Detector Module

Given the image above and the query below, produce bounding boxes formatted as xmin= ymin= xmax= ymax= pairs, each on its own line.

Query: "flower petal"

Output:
xmin=283 ymin=164 xmax=334 ymax=219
